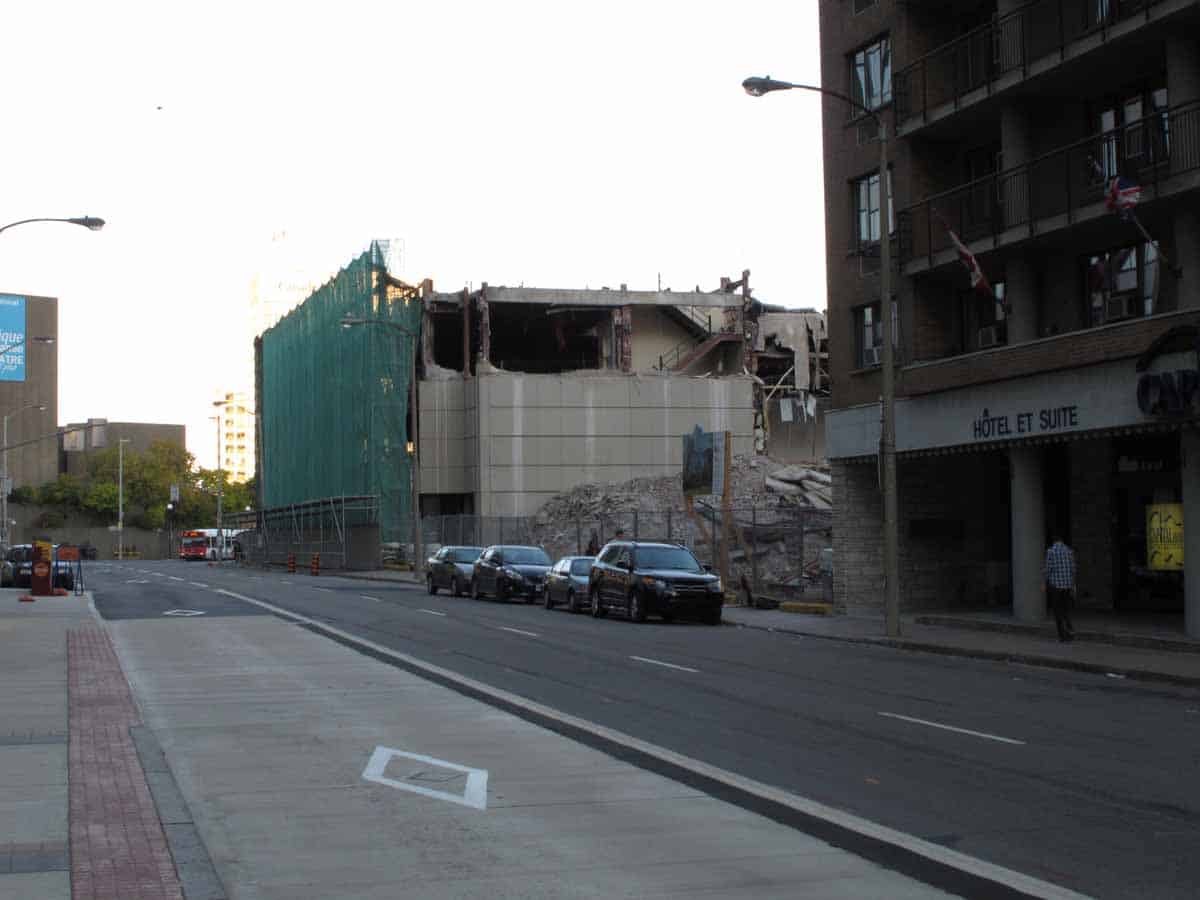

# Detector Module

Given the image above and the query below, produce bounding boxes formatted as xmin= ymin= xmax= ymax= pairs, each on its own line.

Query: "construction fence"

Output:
xmin=416 ymin=504 xmax=831 ymax=601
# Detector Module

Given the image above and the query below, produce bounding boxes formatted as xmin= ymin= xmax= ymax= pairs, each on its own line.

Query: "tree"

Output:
xmin=82 ymin=481 xmax=120 ymax=518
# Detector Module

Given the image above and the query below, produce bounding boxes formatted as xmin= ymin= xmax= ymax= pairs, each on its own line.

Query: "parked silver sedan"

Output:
xmin=426 ymin=546 xmax=484 ymax=596
xmin=542 ymin=556 xmax=595 ymax=612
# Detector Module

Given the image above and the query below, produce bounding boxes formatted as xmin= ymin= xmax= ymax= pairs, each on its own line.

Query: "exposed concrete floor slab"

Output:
xmin=111 ymin=616 xmax=958 ymax=899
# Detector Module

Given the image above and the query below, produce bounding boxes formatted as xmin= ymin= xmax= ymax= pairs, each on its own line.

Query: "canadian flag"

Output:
xmin=946 ymin=227 xmax=994 ymax=300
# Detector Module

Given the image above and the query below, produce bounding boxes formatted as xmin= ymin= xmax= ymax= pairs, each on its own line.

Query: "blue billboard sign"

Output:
xmin=0 ymin=295 xmax=26 ymax=382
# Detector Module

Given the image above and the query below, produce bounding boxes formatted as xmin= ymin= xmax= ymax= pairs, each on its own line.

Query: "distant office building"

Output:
xmin=215 ymin=391 xmax=254 ymax=483
xmin=0 ymin=292 xmax=58 ymax=490
xmin=60 ymin=420 xmax=187 ymax=480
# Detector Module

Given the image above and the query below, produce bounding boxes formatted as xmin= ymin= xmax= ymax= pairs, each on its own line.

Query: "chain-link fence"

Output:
xmin=417 ymin=504 xmax=832 ymax=604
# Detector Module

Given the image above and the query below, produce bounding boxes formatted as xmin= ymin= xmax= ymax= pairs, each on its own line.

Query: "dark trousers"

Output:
xmin=1048 ymin=586 xmax=1074 ymax=640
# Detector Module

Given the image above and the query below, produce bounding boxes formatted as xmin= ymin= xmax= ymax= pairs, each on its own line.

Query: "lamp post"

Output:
xmin=340 ymin=315 xmax=422 ymax=575
xmin=118 ymin=438 xmax=131 ymax=560
xmin=211 ymin=401 xmax=229 ymax=561
xmin=1 ymin=402 xmax=47 ymax=546
xmin=743 ymin=75 xmax=900 ymax=638
xmin=0 ymin=216 xmax=105 ymax=236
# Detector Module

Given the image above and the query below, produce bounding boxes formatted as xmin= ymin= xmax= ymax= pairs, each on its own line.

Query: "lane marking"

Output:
xmin=314 ymin=587 xmax=333 ymax=593
xmin=877 ymin=712 xmax=1026 ymax=746
xmin=630 ymin=655 xmax=700 ymax=674
xmin=497 ymin=626 xmax=539 ymax=638
xmin=168 ymin=576 xmax=185 ymax=581
xmin=163 ymin=609 xmax=206 ymax=617
xmin=189 ymin=582 xmax=209 ymax=588
xmin=361 ymin=595 xmax=383 ymax=602
xmin=281 ymin=580 xmax=293 ymax=585
xmin=210 ymin=588 xmax=1084 ymax=900
xmin=362 ymin=745 xmax=487 ymax=810
xmin=418 ymin=609 xmax=447 ymax=617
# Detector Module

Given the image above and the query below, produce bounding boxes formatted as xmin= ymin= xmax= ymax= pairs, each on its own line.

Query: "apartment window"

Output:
xmin=1087 ymin=242 xmax=1158 ymax=324
xmin=968 ymin=281 xmax=1007 ymax=350
xmin=851 ymin=36 xmax=891 ymax=113
xmin=853 ymin=170 xmax=894 ymax=250
xmin=854 ymin=299 xmax=898 ymax=368
xmin=1094 ymin=83 xmax=1168 ymax=181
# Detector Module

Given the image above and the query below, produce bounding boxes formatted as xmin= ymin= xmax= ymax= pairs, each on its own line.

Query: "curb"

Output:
xmin=914 ymin=614 xmax=1200 ymax=655
xmin=726 ymin=618 xmax=1200 ymax=688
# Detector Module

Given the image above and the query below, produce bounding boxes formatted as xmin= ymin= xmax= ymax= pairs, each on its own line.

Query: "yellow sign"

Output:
xmin=1147 ymin=503 xmax=1184 ymax=571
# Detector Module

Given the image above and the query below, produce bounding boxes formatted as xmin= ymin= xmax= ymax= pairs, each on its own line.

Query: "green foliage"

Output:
xmin=82 ymin=481 xmax=120 ymax=518
xmin=37 ymin=474 xmax=86 ymax=510
xmin=8 ymin=485 xmax=35 ymax=505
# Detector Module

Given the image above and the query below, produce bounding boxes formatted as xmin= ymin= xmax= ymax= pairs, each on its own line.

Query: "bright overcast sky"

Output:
xmin=2 ymin=0 xmax=823 ymax=469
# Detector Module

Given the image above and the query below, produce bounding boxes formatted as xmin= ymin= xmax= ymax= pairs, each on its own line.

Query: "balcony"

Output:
xmin=898 ymin=100 xmax=1200 ymax=270
xmin=894 ymin=0 xmax=1179 ymax=134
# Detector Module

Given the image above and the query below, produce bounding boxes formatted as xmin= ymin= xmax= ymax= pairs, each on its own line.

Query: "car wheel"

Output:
xmin=567 ymin=590 xmax=577 ymax=613
xmin=704 ymin=607 xmax=722 ymax=626
xmin=660 ymin=612 xmax=675 ymax=624
xmin=472 ymin=579 xmax=482 ymax=601
xmin=451 ymin=577 xmax=462 ymax=597
xmin=543 ymin=586 xmax=555 ymax=609
xmin=590 ymin=588 xmax=605 ymax=618
xmin=426 ymin=574 xmax=437 ymax=595
xmin=628 ymin=591 xmax=647 ymax=623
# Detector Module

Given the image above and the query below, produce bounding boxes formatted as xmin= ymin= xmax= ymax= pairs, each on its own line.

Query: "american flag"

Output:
xmin=1105 ymin=176 xmax=1142 ymax=219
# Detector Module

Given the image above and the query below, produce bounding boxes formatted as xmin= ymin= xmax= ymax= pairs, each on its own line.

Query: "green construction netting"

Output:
xmin=259 ymin=241 xmax=419 ymax=542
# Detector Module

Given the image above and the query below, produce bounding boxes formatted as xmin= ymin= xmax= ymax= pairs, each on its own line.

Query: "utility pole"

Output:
xmin=118 ymin=438 xmax=131 ymax=559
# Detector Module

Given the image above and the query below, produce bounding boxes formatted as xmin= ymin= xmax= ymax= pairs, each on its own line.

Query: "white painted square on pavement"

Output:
xmin=362 ymin=746 xmax=488 ymax=810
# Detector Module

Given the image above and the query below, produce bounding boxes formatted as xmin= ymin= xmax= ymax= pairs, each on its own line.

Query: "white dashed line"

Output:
xmin=168 ymin=576 xmax=185 ymax=581
xmin=314 ymin=587 xmax=333 ymax=593
xmin=497 ymin=626 xmax=539 ymax=638
xmin=877 ymin=712 xmax=1026 ymax=746
xmin=630 ymin=655 xmax=699 ymax=674
xmin=418 ymin=609 xmax=447 ymax=617
xmin=281 ymin=580 xmax=293 ymax=585
xmin=361 ymin=595 xmax=383 ymax=602
xmin=189 ymin=582 xmax=208 ymax=588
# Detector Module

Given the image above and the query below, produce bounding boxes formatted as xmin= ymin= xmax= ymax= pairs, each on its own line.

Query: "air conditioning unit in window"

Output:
xmin=861 ymin=346 xmax=881 ymax=367
xmin=977 ymin=325 xmax=1002 ymax=349
xmin=1105 ymin=294 xmax=1139 ymax=322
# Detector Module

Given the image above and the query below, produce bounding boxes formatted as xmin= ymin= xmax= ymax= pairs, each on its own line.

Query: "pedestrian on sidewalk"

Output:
xmin=1043 ymin=534 xmax=1076 ymax=642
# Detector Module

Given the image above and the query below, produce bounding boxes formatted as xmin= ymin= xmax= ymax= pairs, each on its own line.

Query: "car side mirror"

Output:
xmin=703 ymin=564 xmax=713 ymax=573
xmin=494 ymin=555 xmax=503 ymax=566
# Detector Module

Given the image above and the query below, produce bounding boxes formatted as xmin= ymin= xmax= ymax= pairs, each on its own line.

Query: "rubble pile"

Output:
xmin=530 ymin=454 xmax=833 ymax=593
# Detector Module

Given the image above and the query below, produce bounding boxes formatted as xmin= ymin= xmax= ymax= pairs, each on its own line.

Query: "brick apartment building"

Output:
xmin=820 ymin=0 xmax=1200 ymax=635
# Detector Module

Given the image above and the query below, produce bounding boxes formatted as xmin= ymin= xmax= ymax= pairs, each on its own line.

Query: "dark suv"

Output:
xmin=588 ymin=541 xmax=723 ymax=625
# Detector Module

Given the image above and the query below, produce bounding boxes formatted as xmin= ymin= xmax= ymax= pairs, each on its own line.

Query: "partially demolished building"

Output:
xmin=257 ymin=243 xmax=827 ymax=537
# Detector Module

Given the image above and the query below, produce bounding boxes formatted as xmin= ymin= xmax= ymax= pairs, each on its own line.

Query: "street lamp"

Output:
xmin=1 ymin=402 xmax=47 ymax=545
xmin=211 ymin=400 xmax=230 ymax=561
xmin=743 ymin=75 xmax=900 ymax=638
xmin=340 ymin=315 xmax=423 ymax=575
xmin=118 ymin=438 xmax=132 ymax=560
xmin=0 ymin=216 xmax=105 ymax=236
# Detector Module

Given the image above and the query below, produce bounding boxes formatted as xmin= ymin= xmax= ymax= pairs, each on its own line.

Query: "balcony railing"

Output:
xmin=898 ymin=100 xmax=1200 ymax=265
xmin=894 ymin=0 xmax=1167 ymax=128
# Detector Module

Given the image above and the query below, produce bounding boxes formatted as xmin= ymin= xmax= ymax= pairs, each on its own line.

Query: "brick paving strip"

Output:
xmin=68 ymin=627 xmax=184 ymax=900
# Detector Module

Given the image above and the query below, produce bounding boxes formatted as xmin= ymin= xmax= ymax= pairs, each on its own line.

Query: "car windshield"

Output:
xmin=570 ymin=558 xmax=594 ymax=575
xmin=505 ymin=547 xmax=551 ymax=565
xmin=635 ymin=546 xmax=702 ymax=572
xmin=449 ymin=547 xmax=483 ymax=563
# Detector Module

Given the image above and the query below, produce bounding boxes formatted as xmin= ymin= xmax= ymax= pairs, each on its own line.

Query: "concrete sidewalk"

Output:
xmin=722 ymin=606 xmax=1200 ymax=686
xmin=107 ymin=609 xmax=964 ymax=898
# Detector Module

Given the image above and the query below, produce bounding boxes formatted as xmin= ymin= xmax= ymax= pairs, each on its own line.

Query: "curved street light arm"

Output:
xmin=741 ymin=77 xmax=881 ymax=126
xmin=0 ymin=216 xmax=106 ymax=236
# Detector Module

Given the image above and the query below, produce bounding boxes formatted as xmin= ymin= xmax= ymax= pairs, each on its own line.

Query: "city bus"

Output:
xmin=179 ymin=528 xmax=239 ymax=561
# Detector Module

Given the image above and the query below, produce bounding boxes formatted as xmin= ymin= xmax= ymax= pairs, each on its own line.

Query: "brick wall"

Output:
xmin=835 ymin=452 xmax=1012 ymax=613
xmin=1070 ymin=439 xmax=1115 ymax=610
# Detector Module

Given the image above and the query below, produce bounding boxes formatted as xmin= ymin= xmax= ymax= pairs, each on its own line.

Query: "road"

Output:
xmin=89 ymin=560 xmax=1200 ymax=899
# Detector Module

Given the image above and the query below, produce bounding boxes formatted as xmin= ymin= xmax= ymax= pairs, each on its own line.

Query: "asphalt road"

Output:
xmin=88 ymin=560 xmax=1200 ymax=900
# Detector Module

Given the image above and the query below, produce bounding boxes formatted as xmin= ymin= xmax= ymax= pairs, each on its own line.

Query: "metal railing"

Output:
xmin=894 ymin=0 xmax=1167 ymax=128
xmin=655 ymin=312 xmax=741 ymax=372
xmin=229 ymin=495 xmax=381 ymax=569
xmin=898 ymin=100 xmax=1200 ymax=265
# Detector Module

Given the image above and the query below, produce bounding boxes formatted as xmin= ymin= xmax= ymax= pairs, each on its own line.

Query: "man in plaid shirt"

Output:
xmin=1043 ymin=534 xmax=1076 ymax=642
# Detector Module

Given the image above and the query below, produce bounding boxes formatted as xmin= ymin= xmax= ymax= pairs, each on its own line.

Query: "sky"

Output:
xmin=1 ymin=0 xmax=824 ymax=469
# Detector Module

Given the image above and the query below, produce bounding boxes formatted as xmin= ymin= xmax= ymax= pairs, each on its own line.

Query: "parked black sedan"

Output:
xmin=471 ymin=545 xmax=552 ymax=602
xmin=588 ymin=540 xmax=722 ymax=624
xmin=542 ymin=556 xmax=594 ymax=611
xmin=426 ymin=545 xmax=483 ymax=596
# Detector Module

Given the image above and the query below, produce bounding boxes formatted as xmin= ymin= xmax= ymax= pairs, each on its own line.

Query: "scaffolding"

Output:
xmin=257 ymin=241 xmax=420 ymax=542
